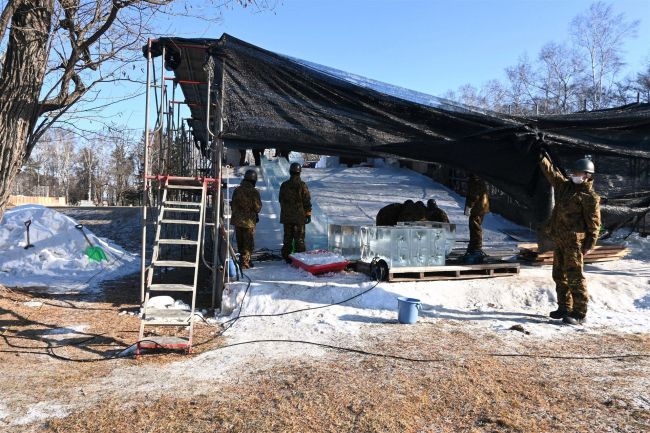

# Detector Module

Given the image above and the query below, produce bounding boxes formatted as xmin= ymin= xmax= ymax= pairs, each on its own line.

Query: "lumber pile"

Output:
xmin=518 ymin=243 xmax=630 ymax=265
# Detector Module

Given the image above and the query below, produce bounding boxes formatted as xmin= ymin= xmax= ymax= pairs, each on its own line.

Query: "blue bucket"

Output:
xmin=397 ymin=297 xmax=421 ymax=324
xmin=228 ymin=258 xmax=237 ymax=280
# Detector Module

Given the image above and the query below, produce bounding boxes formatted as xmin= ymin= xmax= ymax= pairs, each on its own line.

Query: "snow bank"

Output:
xmin=0 ymin=205 xmax=139 ymax=292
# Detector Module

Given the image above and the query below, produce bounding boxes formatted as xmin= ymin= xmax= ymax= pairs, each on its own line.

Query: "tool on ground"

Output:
xmin=75 ymin=224 xmax=108 ymax=262
xmin=24 ymin=220 xmax=35 ymax=249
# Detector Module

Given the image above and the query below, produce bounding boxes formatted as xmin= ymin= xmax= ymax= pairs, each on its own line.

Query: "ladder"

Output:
xmin=137 ymin=176 xmax=211 ymax=355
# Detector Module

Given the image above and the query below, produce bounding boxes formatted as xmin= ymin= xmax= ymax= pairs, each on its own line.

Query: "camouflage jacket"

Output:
xmin=427 ymin=205 xmax=450 ymax=223
xmin=231 ymin=179 xmax=262 ymax=229
xmin=539 ymin=156 xmax=601 ymax=248
xmin=376 ymin=203 xmax=402 ymax=226
xmin=398 ymin=201 xmax=428 ymax=222
xmin=466 ymin=176 xmax=490 ymax=214
xmin=279 ymin=175 xmax=312 ymax=225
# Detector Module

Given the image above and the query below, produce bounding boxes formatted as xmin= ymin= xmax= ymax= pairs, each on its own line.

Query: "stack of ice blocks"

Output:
xmin=327 ymin=224 xmax=362 ymax=260
xmin=396 ymin=221 xmax=456 ymax=255
xmin=360 ymin=226 xmax=447 ymax=268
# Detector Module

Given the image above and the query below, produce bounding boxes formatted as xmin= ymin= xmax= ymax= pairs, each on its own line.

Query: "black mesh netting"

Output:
xmin=149 ymin=34 xmax=650 ymax=230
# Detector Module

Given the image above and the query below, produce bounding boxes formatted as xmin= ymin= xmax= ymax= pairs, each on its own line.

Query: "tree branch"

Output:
xmin=0 ymin=0 xmax=17 ymax=46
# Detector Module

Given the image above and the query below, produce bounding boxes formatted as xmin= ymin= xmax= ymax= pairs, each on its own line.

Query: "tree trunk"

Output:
xmin=0 ymin=1 xmax=53 ymax=221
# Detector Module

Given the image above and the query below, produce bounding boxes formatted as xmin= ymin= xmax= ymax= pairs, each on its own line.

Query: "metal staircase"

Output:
xmin=137 ymin=176 xmax=213 ymax=355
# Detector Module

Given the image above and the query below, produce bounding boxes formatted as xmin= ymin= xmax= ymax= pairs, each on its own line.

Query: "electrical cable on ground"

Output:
xmin=4 ymin=250 xmax=649 ymax=364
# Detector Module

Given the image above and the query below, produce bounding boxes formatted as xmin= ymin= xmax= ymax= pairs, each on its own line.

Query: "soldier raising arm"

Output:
xmin=538 ymin=151 xmax=601 ymax=325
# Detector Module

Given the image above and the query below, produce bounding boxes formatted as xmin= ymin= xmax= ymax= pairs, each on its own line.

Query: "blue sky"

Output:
xmin=96 ymin=0 xmax=650 ymax=133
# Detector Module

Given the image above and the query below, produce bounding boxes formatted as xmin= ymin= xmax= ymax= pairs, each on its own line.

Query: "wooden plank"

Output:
xmin=385 ymin=262 xmax=520 ymax=282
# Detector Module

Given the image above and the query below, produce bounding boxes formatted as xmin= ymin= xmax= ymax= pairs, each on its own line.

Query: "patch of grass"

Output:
xmin=45 ymin=333 xmax=650 ymax=433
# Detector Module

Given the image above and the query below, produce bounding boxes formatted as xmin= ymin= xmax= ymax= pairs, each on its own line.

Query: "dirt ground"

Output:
xmin=1 ymin=281 xmax=649 ymax=433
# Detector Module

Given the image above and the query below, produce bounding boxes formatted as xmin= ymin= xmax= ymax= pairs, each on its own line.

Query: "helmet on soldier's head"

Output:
xmin=289 ymin=162 xmax=302 ymax=175
xmin=573 ymin=158 xmax=595 ymax=174
xmin=244 ymin=169 xmax=258 ymax=183
xmin=427 ymin=199 xmax=437 ymax=208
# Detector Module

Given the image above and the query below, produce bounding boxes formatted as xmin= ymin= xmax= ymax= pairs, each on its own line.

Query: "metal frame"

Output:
xmin=141 ymin=39 xmax=229 ymax=310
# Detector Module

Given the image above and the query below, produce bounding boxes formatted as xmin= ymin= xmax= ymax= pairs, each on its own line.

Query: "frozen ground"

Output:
xmin=1 ymin=163 xmax=648 ymax=429
xmin=0 ymin=205 xmax=139 ymax=292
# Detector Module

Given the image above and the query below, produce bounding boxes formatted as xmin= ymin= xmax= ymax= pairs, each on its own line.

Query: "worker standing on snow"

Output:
xmin=231 ymin=169 xmax=262 ymax=269
xmin=279 ymin=163 xmax=312 ymax=263
xmin=539 ymin=152 xmax=601 ymax=325
xmin=426 ymin=199 xmax=450 ymax=223
xmin=463 ymin=174 xmax=490 ymax=262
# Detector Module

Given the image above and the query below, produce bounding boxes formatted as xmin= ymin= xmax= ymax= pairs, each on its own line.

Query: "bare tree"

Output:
xmin=505 ymin=54 xmax=540 ymax=115
xmin=538 ymin=42 xmax=584 ymax=114
xmin=0 ymin=0 xmax=261 ymax=220
xmin=570 ymin=1 xmax=639 ymax=109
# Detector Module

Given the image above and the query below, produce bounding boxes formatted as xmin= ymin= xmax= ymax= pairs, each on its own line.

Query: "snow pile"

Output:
xmin=290 ymin=250 xmax=348 ymax=265
xmin=0 ymin=205 xmax=139 ymax=291
xmin=146 ymin=295 xmax=191 ymax=310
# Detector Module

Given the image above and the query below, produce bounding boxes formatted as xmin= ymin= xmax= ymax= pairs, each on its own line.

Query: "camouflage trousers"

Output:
xmin=468 ymin=211 xmax=485 ymax=252
xmin=282 ymin=224 xmax=306 ymax=260
xmin=552 ymin=235 xmax=588 ymax=316
xmin=235 ymin=226 xmax=255 ymax=268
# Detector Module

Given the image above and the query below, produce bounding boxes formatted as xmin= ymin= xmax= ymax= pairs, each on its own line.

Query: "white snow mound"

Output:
xmin=0 ymin=205 xmax=139 ymax=291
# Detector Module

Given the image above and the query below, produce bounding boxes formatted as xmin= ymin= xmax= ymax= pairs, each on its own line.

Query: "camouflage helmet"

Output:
xmin=289 ymin=162 xmax=302 ymax=175
xmin=244 ymin=169 xmax=258 ymax=183
xmin=573 ymin=158 xmax=595 ymax=174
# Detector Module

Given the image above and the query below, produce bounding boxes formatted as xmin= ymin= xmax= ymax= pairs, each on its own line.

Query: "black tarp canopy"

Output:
xmin=148 ymin=34 xmax=650 ymax=228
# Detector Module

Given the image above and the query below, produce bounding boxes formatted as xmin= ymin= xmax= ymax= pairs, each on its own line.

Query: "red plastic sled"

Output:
xmin=289 ymin=250 xmax=350 ymax=275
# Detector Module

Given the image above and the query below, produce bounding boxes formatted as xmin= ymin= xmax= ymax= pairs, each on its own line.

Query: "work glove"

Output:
xmin=464 ymin=206 xmax=470 ymax=216
xmin=538 ymin=146 xmax=551 ymax=162
xmin=305 ymin=212 xmax=312 ymax=224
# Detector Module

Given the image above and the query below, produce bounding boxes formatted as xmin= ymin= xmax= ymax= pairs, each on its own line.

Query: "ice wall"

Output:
xmin=260 ymin=157 xmax=328 ymax=249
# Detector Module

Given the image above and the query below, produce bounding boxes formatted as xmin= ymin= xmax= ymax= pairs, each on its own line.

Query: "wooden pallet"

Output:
xmin=355 ymin=261 xmax=520 ymax=282
xmin=518 ymin=243 xmax=630 ymax=265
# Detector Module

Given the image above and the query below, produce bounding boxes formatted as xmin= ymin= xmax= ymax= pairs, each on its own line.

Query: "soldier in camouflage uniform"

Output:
xmin=279 ymin=163 xmax=312 ymax=262
xmin=539 ymin=152 xmax=600 ymax=325
xmin=426 ymin=199 xmax=450 ymax=223
xmin=398 ymin=200 xmax=428 ymax=222
xmin=231 ymin=169 xmax=262 ymax=269
xmin=376 ymin=202 xmax=402 ymax=226
xmin=464 ymin=174 xmax=490 ymax=254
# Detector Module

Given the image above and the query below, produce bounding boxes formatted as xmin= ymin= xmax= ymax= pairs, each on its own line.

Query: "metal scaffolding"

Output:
xmin=140 ymin=38 xmax=229 ymax=337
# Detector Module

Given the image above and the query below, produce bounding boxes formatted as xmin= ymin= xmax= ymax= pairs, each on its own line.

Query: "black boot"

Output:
xmin=549 ymin=308 xmax=569 ymax=320
xmin=562 ymin=311 xmax=586 ymax=325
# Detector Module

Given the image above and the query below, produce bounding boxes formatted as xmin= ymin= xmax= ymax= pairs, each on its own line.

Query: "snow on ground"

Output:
xmin=218 ymin=164 xmax=650 ymax=339
xmin=1 ymin=162 xmax=648 ymax=422
xmin=302 ymin=165 xmax=525 ymax=245
xmin=177 ymin=162 xmax=650 ymax=378
xmin=0 ymin=205 xmax=139 ymax=292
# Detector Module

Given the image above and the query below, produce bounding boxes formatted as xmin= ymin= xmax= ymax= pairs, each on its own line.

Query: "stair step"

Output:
xmin=164 ymin=207 xmax=200 ymax=213
xmin=149 ymin=283 xmax=195 ymax=292
xmin=142 ymin=308 xmax=193 ymax=326
xmin=167 ymin=185 xmax=204 ymax=190
xmin=153 ymin=260 xmax=197 ymax=268
xmin=138 ymin=336 xmax=190 ymax=349
xmin=164 ymin=200 xmax=202 ymax=207
xmin=157 ymin=239 xmax=199 ymax=246
xmin=160 ymin=219 xmax=200 ymax=225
